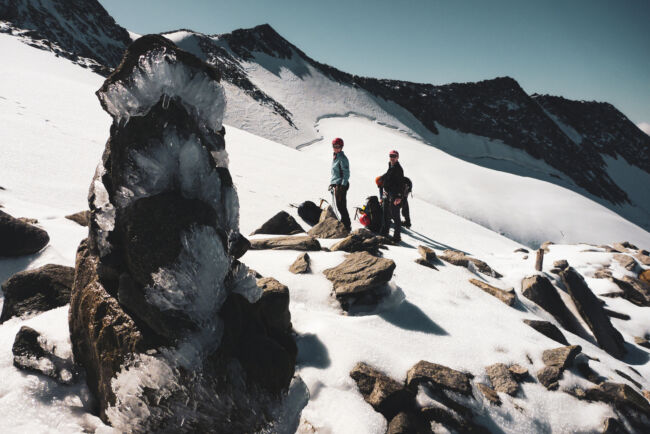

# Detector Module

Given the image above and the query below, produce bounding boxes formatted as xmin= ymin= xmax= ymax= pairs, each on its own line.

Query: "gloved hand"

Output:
xmin=328 ymin=184 xmax=336 ymax=192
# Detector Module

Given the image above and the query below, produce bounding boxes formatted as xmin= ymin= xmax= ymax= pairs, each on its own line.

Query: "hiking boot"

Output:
xmin=391 ymin=235 xmax=401 ymax=244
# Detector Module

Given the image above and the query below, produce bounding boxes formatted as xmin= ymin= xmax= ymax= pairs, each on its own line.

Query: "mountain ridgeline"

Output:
xmin=2 ymin=2 xmax=649 ymax=216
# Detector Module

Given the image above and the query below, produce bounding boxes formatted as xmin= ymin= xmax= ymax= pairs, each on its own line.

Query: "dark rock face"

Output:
xmin=249 ymin=235 xmax=321 ymax=251
xmin=0 ymin=264 xmax=74 ymax=323
xmin=0 ymin=0 xmax=131 ymax=75
xmin=0 ymin=210 xmax=50 ymax=257
xmin=12 ymin=326 xmax=76 ymax=384
xmin=439 ymin=250 xmax=502 ymax=278
xmin=523 ymin=319 xmax=569 ymax=345
xmin=69 ymin=36 xmax=299 ymax=432
xmin=250 ymin=210 xmax=304 ymax=236
xmin=406 ymin=361 xmax=472 ymax=396
xmin=521 ymin=275 xmax=579 ymax=334
xmin=350 ymin=362 xmax=416 ymax=421
xmin=560 ymin=268 xmax=626 ymax=359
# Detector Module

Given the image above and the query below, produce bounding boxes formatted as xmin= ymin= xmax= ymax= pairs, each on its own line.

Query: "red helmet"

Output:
xmin=389 ymin=150 xmax=399 ymax=158
xmin=360 ymin=213 xmax=370 ymax=227
xmin=332 ymin=137 xmax=344 ymax=147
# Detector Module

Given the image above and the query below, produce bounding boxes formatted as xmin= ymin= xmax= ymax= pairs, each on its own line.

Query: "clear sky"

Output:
xmin=98 ymin=0 xmax=649 ymax=126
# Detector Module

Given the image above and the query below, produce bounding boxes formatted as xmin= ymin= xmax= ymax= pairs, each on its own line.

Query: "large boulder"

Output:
xmin=521 ymin=275 xmax=580 ymax=335
xmin=439 ymin=250 xmax=502 ymax=278
xmin=0 ymin=210 xmax=49 ymax=256
xmin=307 ymin=206 xmax=349 ymax=239
xmin=560 ymin=268 xmax=626 ymax=359
xmin=69 ymin=35 xmax=300 ymax=432
xmin=323 ymin=251 xmax=395 ymax=297
xmin=250 ymin=210 xmax=304 ymax=236
xmin=250 ymin=235 xmax=321 ymax=251
xmin=0 ymin=264 xmax=74 ymax=323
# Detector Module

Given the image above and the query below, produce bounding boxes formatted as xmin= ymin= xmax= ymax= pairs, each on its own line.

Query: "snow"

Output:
xmin=0 ymin=31 xmax=649 ymax=434
xmin=636 ymin=122 xmax=650 ymax=136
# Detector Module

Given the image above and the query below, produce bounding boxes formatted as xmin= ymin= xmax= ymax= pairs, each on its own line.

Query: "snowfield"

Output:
xmin=1 ymin=32 xmax=649 ymax=433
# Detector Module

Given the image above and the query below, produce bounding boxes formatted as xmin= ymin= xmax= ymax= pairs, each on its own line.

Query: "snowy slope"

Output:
xmin=1 ymin=32 xmax=650 ymax=434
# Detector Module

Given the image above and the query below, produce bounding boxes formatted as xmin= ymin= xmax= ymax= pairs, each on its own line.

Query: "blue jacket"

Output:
xmin=331 ymin=151 xmax=350 ymax=186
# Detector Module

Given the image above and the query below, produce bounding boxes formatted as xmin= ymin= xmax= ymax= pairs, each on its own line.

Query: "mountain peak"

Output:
xmin=217 ymin=23 xmax=295 ymax=60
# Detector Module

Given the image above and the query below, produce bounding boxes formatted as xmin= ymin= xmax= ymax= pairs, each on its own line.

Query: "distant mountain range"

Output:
xmin=2 ymin=0 xmax=649 ymax=230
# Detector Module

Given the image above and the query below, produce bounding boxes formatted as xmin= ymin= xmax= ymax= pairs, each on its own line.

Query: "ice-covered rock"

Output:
xmin=69 ymin=35 xmax=300 ymax=432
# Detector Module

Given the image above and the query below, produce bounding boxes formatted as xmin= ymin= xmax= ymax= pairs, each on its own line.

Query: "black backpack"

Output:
xmin=403 ymin=177 xmax=412 ymax=196
xmin=363 ymin=196 xmax=382 ymax=232
xmin=297 ymin=200 xmax=321 ymax=226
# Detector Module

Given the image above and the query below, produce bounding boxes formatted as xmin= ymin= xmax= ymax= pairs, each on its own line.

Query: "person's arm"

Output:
xmin=340 ymin=155 xmax=350 ymax=186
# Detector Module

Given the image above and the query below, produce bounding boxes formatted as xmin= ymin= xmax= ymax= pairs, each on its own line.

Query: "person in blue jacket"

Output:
xmin=330 ymin=137 xmax=351 ymax=231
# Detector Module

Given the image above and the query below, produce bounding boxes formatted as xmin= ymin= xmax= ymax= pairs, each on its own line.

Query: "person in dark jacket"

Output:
xmin=401 ymin=177 xmax=412 ymax=228
xmin=379 ymin=150 xmax=404 ymax=242
xmin=329 ymin=137 xmax=351 ymax=231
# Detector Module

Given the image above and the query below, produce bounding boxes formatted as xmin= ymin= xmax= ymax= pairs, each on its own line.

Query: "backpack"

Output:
xmin=403 ymin=177 xmax=412 ymax=196
xmin=297 ymin=200 xmax=321 ymax=226
xmin=360 ymin=196 xmax=382 ymax=233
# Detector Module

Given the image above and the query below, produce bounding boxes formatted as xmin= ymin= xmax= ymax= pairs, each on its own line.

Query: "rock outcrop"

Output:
xmin=0 ymin=264 xmax=74 ymax=323
xmin=68 ymin=36 xmax=301 ymax=432
xmin=560 ymin=268 xmax=626 ymax=359
xmin=250 ymin=210 xmax=304 ymax=235
xmin=0 ymin=210 xmax=49 ymax=256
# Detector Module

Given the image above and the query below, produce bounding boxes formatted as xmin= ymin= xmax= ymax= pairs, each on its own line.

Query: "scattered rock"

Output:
xmin=521 ymin=275 xmax=579 ymax=334
xmin=18 ymin=217 xmax=39 ymax=224
xmin=614 ymin=369 xmax=643 ymax=390
xmin=324 ymin=251 xmax=395 ymax=297
xmin=560 ymin=268 xmax=626 ymax=359
xmin=0 ymin=209 xmax=50 ymax=256
xmin=553 ymin=259 xmax=569 ymax=270
xmin=421 ymin=406 xmax=489 ymax=433
xmin=477 ymin=383 xmax=501 ymax=406
xmin=610 ymin=276 xmax=650 ymax=307
xmin=485 ymin=363 xmax=519 ymax=395
xmin=634 ymin=336 xmax=650 ymax=349
xmin=415 ymin=258 xmax=438 ymax=270
xmin=250 ymin=210 xmax=304 ymax=236
xmin=350 ymin=362 xmax=415 ymax=420
xmin=418 ymin=245 xmax=438 ymax=262
xmin=523 ymin=255 xmax=528 ymax=260
xmin=613 ymin=254 xmax=638 ymax=272
xmin=575 ymin=359 xmax=603 ymax=384
xmin=514 ymin=248 xmax=529 ymax=253
xmin=406 ymin=361 xmax=472 ymax=395
xmin=289 ymin=253 xmax=310 ymax=274
xmin=250 ymin=235 xmax=321 ymax=251
xmin=12 ymin=326 xmax=76 ymax=384
xmin=541 ymin=241 xmax=554 ymax=253
xmin=65 ymin=211 xmax=90 ymax=227
xmin=387 ymin=412 xmax=423 ymax=434
xmin=330 ymin=228 xmax=389 ymax=254
xmin=594 ymin=268 xmax=613 ymax=279
xmin=537 ymin=366 xmax=562 ymax=390
xmin=469 ymin=279 xmax=515 ymax=306
xmin=542 ymin=345 xmax=582 ymax=369
xmin=523 ymin=319 xmax=569 ymax=345
xmin=601 ymin=417 xmax=628 ymax=434
xmin=228 ymin=231 xmax=251 ymax=259
xmin=635 ymin=252 xmax=650 ymax=266
xmin=0 ymin=264 xmax=74 ymax=323
xmin=604 ymin=308 xmax=630 ymax=321
xmin=439 ymin=250 xmax=502 ymax=278
xmin=256 ymin=277 xmax=292 ymax=333
xmin=307 ymin=207 xmax=349 ymax=239
xmin=508 ymin=364 xmax=529 ymax=382
xmin=585 ymin=382 xmax=650 ymax=415
xmin=612 ymin=241 xmax=638 ymax=253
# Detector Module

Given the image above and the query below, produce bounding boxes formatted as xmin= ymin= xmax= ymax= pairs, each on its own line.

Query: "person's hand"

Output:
xmin=328 ymin=184 xmax=335 ymax=192
xmin=394 ymin=198 xmax=402 ymax=205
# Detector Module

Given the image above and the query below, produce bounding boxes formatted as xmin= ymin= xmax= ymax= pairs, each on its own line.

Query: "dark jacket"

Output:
xmin=381 ymin=161 xmax=404 ymax=199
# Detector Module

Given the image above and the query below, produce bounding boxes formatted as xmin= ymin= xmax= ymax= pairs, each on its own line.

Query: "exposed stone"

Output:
xmin=324 ymin=251 xmax=395 ymax=297
xmin=18 ymin=217 xmax=39 ymax=224
xmin=594 ymin=268 xmax=613 ymax=279
xmin=610 ymin=276 xmax=650 ymax=307
xmin=469 ymin=279 xmax=515 ymax=306
xmin=420 ymin=406 xmax=489 ymax=433
xmin=644 ymin=390 xmax=650 ymax=402
xmin=0 ymin=264 xmax=74 ymax=323
xmin=601 ymin=417 xmax=628 ymax=434
xmin=387 ymin=412 xmax=422 ymax=434
xmin=250 ymin=210 xmax=304 ymax=236
xmin=485 ymin=363 xmax=518 ymax=395
xmin=477 ymin=383 xmax=501 ymax=406
xmin=635 ymin=252 xmax=650 ymax=266
xmin=613 ymin=241 xmax=638 ymax=253
xmin=604 ymin=308 xmax=630 ymax=320
xmin=289 ymin=253 xmax=310 ymax=274
xmin=0 ymin=209 xmax=50 ymax=256
xmin=521 ymin=275 xmax=579 ymax=334
xmin=228 ymin=231 xmax=251 ymax=259
xmin=614 ymin=370 xmax=642 ymax=390
xmin=307 ymin=207 xmax=349 ymax=239
xmin=508 ymin=364 xmax=529 ymax=382
xmin=330 ymin=228 xmax=389 ymax=254
xmin=541 ymin=241 xmax=554 ymax=253
xmin=560 ymin=268 xmax=626 ymax=359
xmin=250 ymin=235 xmax=321 ymax=251
xmin=406 ymin=361 xmax=472 ymax=395
xmin=350 ymin=362 xmax=415 ymax=420
xmin=640 ymin=269 xmax=650 ymax=284
xmin=542 ymin=345 xmax=582 ymax=369
xmin=634 ymin=336 xmax=650 ymax=349
xmin=65 ymin=210 xmax=90 ymax=227
xmin=585 ymin=382 xmax=650 ymax=415
xmin=415 ymin=258 xmax=439 ymax=270
xmin=514 ymin=248 xmax=529 ymax=253
xmin=418 ymin=245 xmax=438 ymax=262
xmin=523 ymin=319 xmax=569 ymax=345
xmin=256 ymin=277 xmax=292 ymax=332
xmin=439 ymin=250 xmax=502 ymax=278
xmin=613 ymin=254 xmax=638 ymax=272
xmin=537 ymin=366 xmax=562 ymax=390
xmin=12 ymin=326 xmax=76 ymax=385
xmin=553 ymin=259 xmax=569 ymax=270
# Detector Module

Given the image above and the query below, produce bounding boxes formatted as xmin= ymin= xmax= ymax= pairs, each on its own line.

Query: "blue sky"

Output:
xmin=99 ymin=0 xmax=649 ymax=126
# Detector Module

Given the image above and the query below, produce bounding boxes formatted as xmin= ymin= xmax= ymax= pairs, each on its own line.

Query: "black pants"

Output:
xmin=334 ymin=184 xmax=351 ymax=230
xmin=401 ymin=196 xmax=410 ymax=224
xmin=380 ymin=198 xmax=401 ymax=239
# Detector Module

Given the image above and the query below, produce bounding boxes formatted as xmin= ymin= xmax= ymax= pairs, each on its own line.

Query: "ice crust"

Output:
xmin=99 ymin=49 xmax=226 ymax=133
xmin=90 ymin=163 xmax=116 ymax=257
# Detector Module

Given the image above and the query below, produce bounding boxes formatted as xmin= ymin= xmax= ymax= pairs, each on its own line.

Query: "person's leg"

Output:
xmin=401 ymin=197 xmax=411 ymax=227
xmin=391 ymin=201 xmax=402 ymax=241
xmin=335 ymin=185 xmax=351 ymax=230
